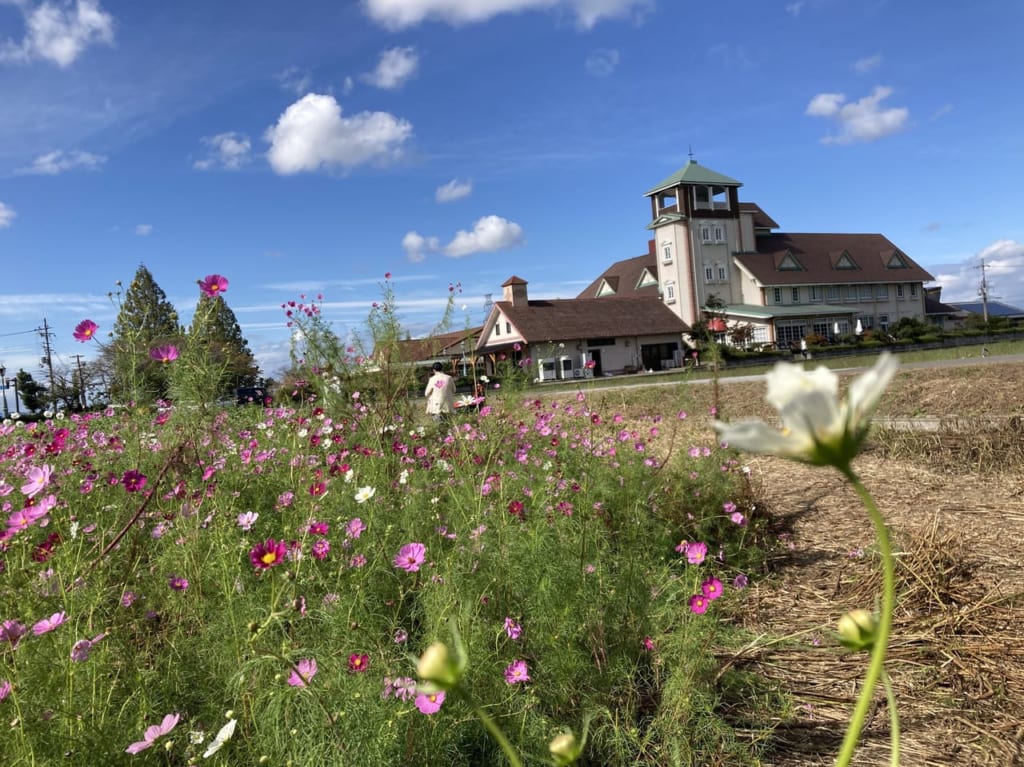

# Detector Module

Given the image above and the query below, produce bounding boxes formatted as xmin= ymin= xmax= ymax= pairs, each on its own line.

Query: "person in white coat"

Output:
xmin=424 ymin=362 xmax=455 ymax=422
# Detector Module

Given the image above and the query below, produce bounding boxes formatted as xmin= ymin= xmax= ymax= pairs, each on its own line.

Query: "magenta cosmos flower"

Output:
xmin=125 ymin=713 xmax=180 ymax=754
xmin=121 ymin=470 xmax=147 ymax=493
xmin=393 ymin=542 xmax=425 ymax=572
xmin=348 ymin=653 xmax=370 ymax=673
xmin=73 ymin=319 xmax=98 ymax=342
xmin=689 ymin=594 xmax=710 ymax=615
xmin=198 ymin=274 xmax=228 ymax=298
xmin=250 ymin=538 xmax=287 ymax=570
xmin=504 ymin=659 xmax=530 ymax=685
xmin=701 ymin=577 xmax=724 ymax=601
xmin=288 ymin=658 xmax=318 ymax=687
xmin=415 ymin=690 xmax=445 ymax=715
xmin=149 ymin=344 xmax=179 ymax=363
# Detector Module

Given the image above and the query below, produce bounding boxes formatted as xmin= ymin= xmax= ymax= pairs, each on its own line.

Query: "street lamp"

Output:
xmin=0 ymin=365 xmax=8 ymax=419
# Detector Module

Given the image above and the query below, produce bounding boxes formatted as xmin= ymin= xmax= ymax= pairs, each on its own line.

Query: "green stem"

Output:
xmin=452 ymin=683 xmax=524 ymax=767
xmin=834 ymin=467 xmax=897 ymax=767
xmin=883 ymin=672 xmax=901 ymax=767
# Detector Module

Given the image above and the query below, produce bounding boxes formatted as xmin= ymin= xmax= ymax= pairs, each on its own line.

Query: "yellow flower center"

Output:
xmin=261 ymin=552 xmax=277 ymax=564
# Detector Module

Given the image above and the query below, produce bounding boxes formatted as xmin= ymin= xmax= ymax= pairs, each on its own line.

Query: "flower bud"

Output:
xmin=416 ymin=642 xmax=462 ymax=690
xmin=549 ymin=731 xmax=582 ymax=766
xmin=837 ymin=608 xmax=877 ymax=651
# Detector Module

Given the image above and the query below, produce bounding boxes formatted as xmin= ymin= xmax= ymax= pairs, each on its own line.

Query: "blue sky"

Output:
xmin=1 ymin=0 xmax=1022 ymax=382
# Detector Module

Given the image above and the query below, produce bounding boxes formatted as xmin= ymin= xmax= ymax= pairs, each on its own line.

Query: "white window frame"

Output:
xmin=700 ymin=224 xmax=712 ymax=243
xmin=773 ymin=287 xmax=782 ymax=304
xmin=713 ymin=224 xmax=725 ymax=243
xmin=704 ymin=266 xmax=714 ymax=283
xmin=791 ymin=287 xmax=800 ymax=303
xmin=896 ymin=284 xmax=905 ymax=299
xmin=826 ymin=285 xmax=840 ymax=302
xmin=662 ymin=242 xmax=672 ymax=264
xmin=810 ymin=286 xmax=823 ymax=302
xmin=910 ymin=284 xmax=919 ymax=298
xmin=859 ymin=285 xmax=874 ymax=301
xmin=717 ymin=264 xmax=727 ymax=281
xmin=664 ymin=280 xmax=676 ymax=303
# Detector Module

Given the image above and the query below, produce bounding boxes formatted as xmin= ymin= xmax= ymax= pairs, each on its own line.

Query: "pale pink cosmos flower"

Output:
xmin=236 ymin=511 xmax=258 ymax=531
xmin=288 ymin=658 xmax=318 ymax=687
xmin=125 ymin=713 xmax=180 ymax=754
xmin=21 ymin=464 xmax=53 ymax=498
xmin=503 ymin=617 xmax=522 ymax=640
xmin=345 ymin=518 xmax=366 ymax=539
xmin=0 ymin=679 xmax=10 ymax=701
xmin=415 ymin=690 xmax=445 ymax=714
xmin=31 ymin=611 xmax=67 ymax=636
xmin=0 ymin=620 xmax=27 ymax=647
xmin=70 ymin=633 xmax=106 ymax=662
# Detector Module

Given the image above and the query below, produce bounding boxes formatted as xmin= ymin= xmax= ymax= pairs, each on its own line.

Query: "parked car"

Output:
xmin=235 ymin=387 xmax=272 ymax=406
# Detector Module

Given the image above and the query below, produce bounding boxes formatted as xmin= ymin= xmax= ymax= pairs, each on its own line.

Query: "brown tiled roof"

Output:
xmin=739 ymin=202 xmax=779 ymax=230
xmin=482 ymin=298 xmax=688 ymax=349
xmin=734 ymin=233 xmax=934 ymax=286
xmin=576 ymin=248 xmax=659 ymax=299
xmin=390 ymin=327 xmax=482 ymax=363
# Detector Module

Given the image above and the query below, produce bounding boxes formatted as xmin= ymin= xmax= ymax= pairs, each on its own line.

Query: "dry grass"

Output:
xmin=584 ymin=359 xmax=1024 ymax=765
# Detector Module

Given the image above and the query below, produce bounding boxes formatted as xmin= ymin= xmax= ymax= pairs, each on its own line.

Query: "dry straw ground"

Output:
xmin=595 ymin=358 xmax=1024 ymax=766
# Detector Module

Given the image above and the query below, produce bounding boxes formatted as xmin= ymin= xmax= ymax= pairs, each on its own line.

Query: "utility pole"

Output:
xmin=977 ymin=258 xmax=991 ymax=324
xmin=72 ymin=354 xmax=88 ymax=410
xmin=39 ymin=318 xmax=57 ymax=412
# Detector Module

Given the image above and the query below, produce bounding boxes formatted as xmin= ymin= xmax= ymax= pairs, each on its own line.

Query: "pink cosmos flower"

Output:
xmin=733 ymin=573 xmax=749 ymax=589
xmin=310 ymin=538 xmax=330 ymax=560
xmin=683 ymin=541 xmax=708 ymax=565
xmin=73 ymin=319 xmax=98 ymax=342
xmin=70 ymin=633 xmax=106 ymax=662
xmin=345 ymin=518 xmax=365 ymax=539
xmin=415 ymin=690 xmax=445 ymax=714
xmin=168 ymin=574 xmax=189 ymax=592
xmin=198 ymin=274 xmax=228 ymax=298
xmin=288 ymin=658 xmax=318 ymax=687
xmin=0 ymin=679 xmax=10 ymax=702
xmin=250 ymin=538 xmax=287 ymax=569
xmin=31 ymin=611 xmax=67 ymax=636
xmin=641 ymin=636 xmax=655 ymax=651
xmin=125 ymin=713 xmax=180 ymax=754
xmin=701 ymin=577 xmax=724 ymax=601
xmin=236 ymin=511 xmax=258 ymax=531
xmin=393 ymin=542 xmax=425 ymax=572
xmin=0 ymin=620 xmax=27 ymax=647
xmin=149 ymin=344 xmax=179 ymax=363
xmin=382 ymin=676 xmax=416 ymax=701
xmin=21 ymin=464 xmax=53 ymax=498
xmin=503 ymin=617 xmax=522 ymax=640
xmin=689 ymin=594 xmax=709 ymax=615
xmin=504 ymin=659 xmax=530 ymax=684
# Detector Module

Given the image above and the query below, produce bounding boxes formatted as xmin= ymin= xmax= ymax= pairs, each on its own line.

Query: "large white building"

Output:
xmin=580 ymin=158 xmax=935 ymax=349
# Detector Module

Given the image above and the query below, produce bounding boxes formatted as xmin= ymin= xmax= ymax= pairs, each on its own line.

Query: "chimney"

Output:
xmin=501 ymin=275 xmax=528 ymax=307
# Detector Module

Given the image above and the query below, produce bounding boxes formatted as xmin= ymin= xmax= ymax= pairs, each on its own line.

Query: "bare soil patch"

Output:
xmin=633 ymin=359 xmax=1024 ymax=766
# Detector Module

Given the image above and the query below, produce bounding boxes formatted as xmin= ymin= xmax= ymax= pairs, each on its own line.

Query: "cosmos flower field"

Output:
xmin=0 ymin=374 xmax=761 ymax=764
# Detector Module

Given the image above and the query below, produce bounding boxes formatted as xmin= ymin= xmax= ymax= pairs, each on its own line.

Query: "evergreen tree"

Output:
xmin=189 ymin=293 xmax=259 ymax=395
xmin=111 ymin=264 xmax=182 ymax=401
xmin=14 ymin=369 xmax=47 ymax=414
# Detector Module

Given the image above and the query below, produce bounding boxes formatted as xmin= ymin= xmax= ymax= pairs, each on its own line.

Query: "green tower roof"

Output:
xmin=644 ymin=160 xmax=743 ymax=196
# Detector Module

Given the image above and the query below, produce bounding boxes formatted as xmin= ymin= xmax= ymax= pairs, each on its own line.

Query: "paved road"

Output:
xmin=579 ymin=352 xmax=1024 ymax=391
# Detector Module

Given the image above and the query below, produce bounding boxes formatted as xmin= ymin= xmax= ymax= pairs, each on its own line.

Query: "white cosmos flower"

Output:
xmin=202 ymin=717 xmax=236 ymax=758
xmin=713 ymin=352 xmax=898 ymax=467
xmin=354 ymin=485 xmax=376 ymax=503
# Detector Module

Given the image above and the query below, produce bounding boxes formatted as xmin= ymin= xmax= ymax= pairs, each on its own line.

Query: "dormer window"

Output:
xmin=636 ymin=268 xmax=658 ymax=289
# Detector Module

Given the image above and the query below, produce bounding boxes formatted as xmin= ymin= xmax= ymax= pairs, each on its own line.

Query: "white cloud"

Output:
xmin=0 ymin=0 xmax=114 ymax=68
xmin=402 ymin=231 xmax=440 ymax=263
xmin=342 ymin=75 xmax=355 ymax=94
xmin=135 ymin=223 xmax=152 ymax=236
xmin=853 ymin=53 xmax=882 ymax=73
xmin=585 ymin=48 xmax=619 ymax=76
xmin=362 ymin=0 xmax=652 ymax=30
xmin=194 ymin=132 xmax=252 ymax=170
xmin=785 ymin=1 xmax=806 ymax=17
xmin=264 ymin=93 xmax=413 ymax=175
xmin=276 ymin=66 xmax=312 ymax=95
xmin=444 ymin=215 xmax=524 ymax=257
xmin=362 ymin=46 xmax=419 ymax=90
xmin=435 ymin=178 xmax=472 ymax=203
xmin=16 ymin=149 xmax=106 ymax=175
xmin=402 ymin=215 xmax=524 ymax=261
xmin=805 ymin=86 xmax=909 ymax=145
xmin=931 ymin=103 xmax=953 ymax=121
xmin=0 ymin=201 xmax=15 ymax=228
xmin=933 ymin=240 xmax=1024 ymax=304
